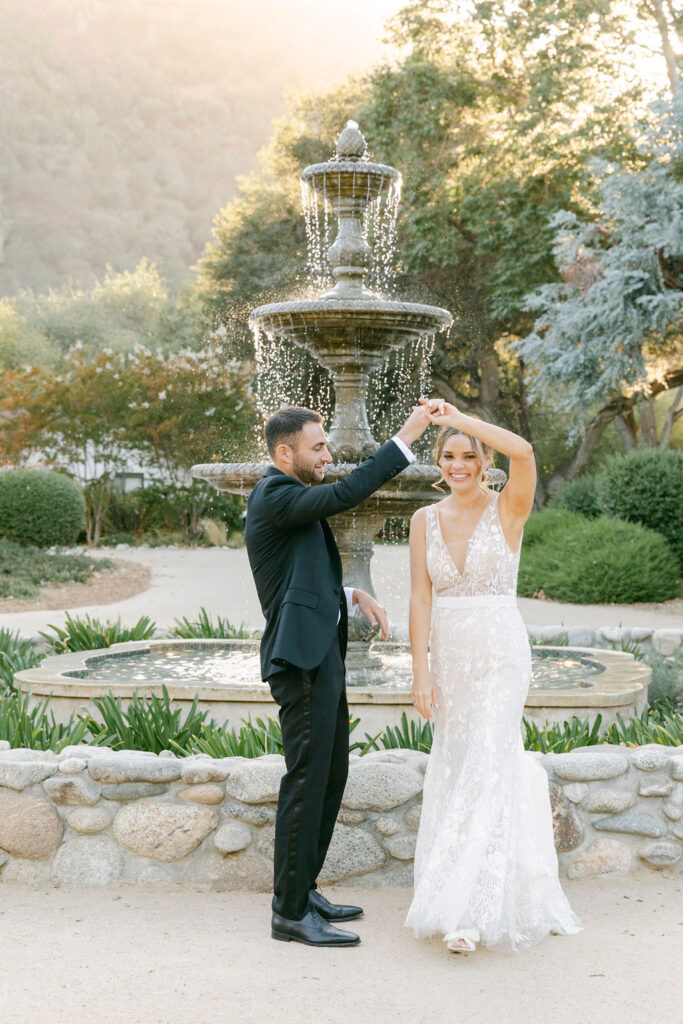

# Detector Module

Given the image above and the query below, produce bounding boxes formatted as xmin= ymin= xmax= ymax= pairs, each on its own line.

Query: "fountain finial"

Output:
xmin=335 ymin=120 xmax=366 ymax=160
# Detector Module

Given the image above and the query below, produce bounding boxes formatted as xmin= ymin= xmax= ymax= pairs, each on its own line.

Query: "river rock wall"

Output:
xmin=0 ymin=742 xmax=682 ymax=888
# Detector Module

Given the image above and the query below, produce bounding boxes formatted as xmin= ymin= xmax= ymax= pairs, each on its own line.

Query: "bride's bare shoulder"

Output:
xmin=410 ymin=505 xmax=431 ymax=526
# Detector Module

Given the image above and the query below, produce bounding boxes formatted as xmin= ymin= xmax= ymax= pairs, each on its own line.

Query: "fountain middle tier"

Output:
xmin=250 ymin=297 xmax=451 ymax=460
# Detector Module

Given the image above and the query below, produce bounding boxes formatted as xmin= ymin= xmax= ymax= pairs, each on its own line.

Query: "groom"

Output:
xmin=244 ymin=403 xmax=431 ymax=947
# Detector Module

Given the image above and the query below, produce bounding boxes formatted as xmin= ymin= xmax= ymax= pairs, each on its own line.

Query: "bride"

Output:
xmin=405 ymin=399 xmax=581 ymax=954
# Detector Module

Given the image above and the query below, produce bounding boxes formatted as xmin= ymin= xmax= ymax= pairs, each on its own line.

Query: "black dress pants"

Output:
xmin=267 ymin=630 xmax=348 ymax=920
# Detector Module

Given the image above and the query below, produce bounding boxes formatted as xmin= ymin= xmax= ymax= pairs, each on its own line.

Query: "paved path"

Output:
xmin=1 ymin=545 xmax=680 ymax=639
xmin=1 ymin=874 xmax=680 ymax=1024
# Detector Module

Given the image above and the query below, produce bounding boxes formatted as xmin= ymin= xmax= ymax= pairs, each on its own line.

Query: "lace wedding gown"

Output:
xmin=405 ymin=493 xmax=581 ymax=952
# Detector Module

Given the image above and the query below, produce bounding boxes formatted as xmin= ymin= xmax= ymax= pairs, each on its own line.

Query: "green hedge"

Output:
xmin=594 ymin=448 xmax=683 ymax=567
xmin=0 ymin=469 xmax=85 ymax=547
xmin=552 ymin=475 xmax=601 ymax=518
xmin=519 ymin=508 xmax=679 ymax=603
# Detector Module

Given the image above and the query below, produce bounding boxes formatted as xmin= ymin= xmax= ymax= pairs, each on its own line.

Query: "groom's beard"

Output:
xmin=291 ymin=455 xmax=325 ymax=486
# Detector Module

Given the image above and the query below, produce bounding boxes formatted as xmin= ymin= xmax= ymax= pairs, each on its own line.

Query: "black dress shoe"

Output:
xmin=308 ymin=887 xmax=363 ymax=922
xmin=271 ymin=907 xmax=360 ymax=947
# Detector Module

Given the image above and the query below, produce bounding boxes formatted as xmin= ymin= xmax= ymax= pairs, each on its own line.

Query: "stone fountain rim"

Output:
xmin=249 ymin=297 xmax=452 ymax=325
xmin=191 ymin=461 xmax=443 ymax=482
xmin=301 ymin=159 xmax=401 ymax=181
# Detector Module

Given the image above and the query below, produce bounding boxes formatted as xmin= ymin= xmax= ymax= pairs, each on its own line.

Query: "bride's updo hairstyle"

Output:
xmin=432 ymin=426 xmax=494 ymax=494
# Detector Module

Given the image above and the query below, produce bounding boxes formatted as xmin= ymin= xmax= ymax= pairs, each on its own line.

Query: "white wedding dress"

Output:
xmin=405 ymin=493 xmax=581 ymax=952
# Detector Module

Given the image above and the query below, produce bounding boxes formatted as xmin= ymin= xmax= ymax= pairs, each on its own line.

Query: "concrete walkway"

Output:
xmin=1 ymin=874 xmax=680 ymax=1024
xmin=1 ymin=544 xmax=680 ymax=638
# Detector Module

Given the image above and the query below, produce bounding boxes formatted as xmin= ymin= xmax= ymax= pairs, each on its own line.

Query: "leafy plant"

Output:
xmin=594 ymin=448 xmax=683 ymax=568
xmin=518 ymin=509 xmax=679 ymax=603
xmin=0 ymin=538 xmax=112 ymax=600
xmin=602 ymin=700 xmax=683 ymax=747
xmin=0 ymin=469 xmax=85 ymax=548
xmin=353 ymin=711 xmax=434 ymax=755
xmin=0 ymin=692 xmax=91 ymax=751
xmin=0 ymin=628 xmax=43 ymax=693
xmin=171 ymin=608 xmax=251 ymax=640
xmin=188 ymin=715 xmax=284 ymax=758
xmin=39 ymin=612 xmax=156 ymax=654
xmin=83 ymin=685 xmax=211 ymax=753
xmin=552 ymin=476 xmax=601 ymax=519
xmin=522 ymin=714 xmax=604 ymax=753
xmin=643 ymin=650 xmax=683 ymax=706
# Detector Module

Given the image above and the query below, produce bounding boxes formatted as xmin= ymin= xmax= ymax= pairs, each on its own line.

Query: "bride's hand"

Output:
xmin=411 ymin=670 xmax=437 ymax=720
xmin=419 ymin=398 xmax=460 ymax=426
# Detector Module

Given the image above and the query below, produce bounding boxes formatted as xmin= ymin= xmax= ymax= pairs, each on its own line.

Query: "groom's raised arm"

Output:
xmin=261 ymin=437 xmax=413 ymax=530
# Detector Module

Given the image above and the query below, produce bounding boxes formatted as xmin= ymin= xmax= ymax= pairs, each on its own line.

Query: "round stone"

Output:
xmin=256 ymin=825 xmax=276 ymax=860
xmin=180 ymin=761 xmax=231 ymax=785
xmin=373 ymin=816 xmax=401 ymax=837
xmin=385 ymin=834 xmax=417 ymax=861
xmin=638 ymin=778 xmax=674 ymax=798
xmin=2 ymin=857 xmax=52 ymax=886
xmin=100 ymin=783 xmax=168 ymax=801
xmin=549 ymin=783 xmax=583 ymax=851
xmin=336 ymin=809 xmax=366 ymax=826
xmin=52 ymin=836 xmax=122 ymax=886
xmin=67 ymin=807 xmax=113 ymax=834
xmin=592 ymin=812 xmax=666 ymax=838
xmin=136 ymin=865 xmax=176 ymax=885
xmin=214 ymin=822 xmax=252 ymax=855
xmin=113 ymin=803 xmax=218 ymax=862
xmin=89 ymin=756 xmax=182 ymax=785
xmin=580 ymin=788 xmax=636 ymax=815
xmin=632 ymin=749 xmax=671 ymax=773
xmin=225 ymin=762 xmax=285 ymax=804
xmin=567 ymin=838 xmax=631 ymax=879
xmin=562 ymin=783 xmax=589 ymax=804
xmin=404 ymin=804 xmax=422 ymax=832
xmin=222 ymin=801 xmax=276 ymax=826
xmin=637 ymin=841 xmax=682 ymax=869
xmin=177 ymin=784 xmax=224 ymax=805
xmin=663 ymin=802 xmax=683 ymax=821
xmin=0 ymin=760 xmax=58 ymax=791
xmin=43 ymin=775 xmax=102 ymax=806
xmin=58 ymin=758 xmax=87 ymax=775
xmin=342 ymin=763 xmax=424 ymax=811
xmin=670 ymin=757 xmax=683 ymax=782
xmin=0 ymin=790 xmax=63 ymax=859
xmin=319 ymin=824 xmax=385 ymax=883
xmin=551 ymin=753 xmax=628 ymax=782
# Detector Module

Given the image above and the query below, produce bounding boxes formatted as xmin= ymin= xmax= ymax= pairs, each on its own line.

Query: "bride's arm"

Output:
xmin=422 ymin=400 xmax=536 ymax=547
xmin=409 ymin=507 xmax=436 ymax=720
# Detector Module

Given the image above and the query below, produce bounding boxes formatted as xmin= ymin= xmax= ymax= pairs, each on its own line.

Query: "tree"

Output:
xmin=0 ymin=345 xmax=255 ymax=542
xmin=517 ymin=92 xmax=683 ymax=491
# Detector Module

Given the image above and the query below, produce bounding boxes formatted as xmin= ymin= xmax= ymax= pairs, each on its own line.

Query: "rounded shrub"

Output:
xmin=594 ymin=448 xmax=683 ymax=568
xmin=518 ymin=509 xmax=679 ymax=603
xmin=0 ymin=469 xmax=85 ymax=547
xmin=552 ymin=475 xmax=600 ymax=518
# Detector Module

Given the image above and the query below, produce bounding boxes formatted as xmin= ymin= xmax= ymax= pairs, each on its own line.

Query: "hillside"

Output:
xmin=0 ymin=0 xmax=391 ymax=295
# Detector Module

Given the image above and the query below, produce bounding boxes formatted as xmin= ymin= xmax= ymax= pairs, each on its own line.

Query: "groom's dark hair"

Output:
xmin=265 ymin=406 xmax=323 ymax=457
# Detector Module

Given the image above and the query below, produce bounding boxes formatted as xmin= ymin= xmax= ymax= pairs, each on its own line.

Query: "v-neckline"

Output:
xmin=434 ymin=495 xmax=496 ymax=578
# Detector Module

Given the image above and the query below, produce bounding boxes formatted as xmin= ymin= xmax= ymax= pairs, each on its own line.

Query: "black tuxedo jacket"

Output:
xmin=244 ymin=439 xmax=410 ymax=680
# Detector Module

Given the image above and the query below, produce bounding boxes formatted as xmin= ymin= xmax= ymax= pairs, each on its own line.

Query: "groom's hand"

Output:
xmin=351 ymin=589 xmax=389 ymax=639
xmin=396 ymin=402 xmax=432 ymax=447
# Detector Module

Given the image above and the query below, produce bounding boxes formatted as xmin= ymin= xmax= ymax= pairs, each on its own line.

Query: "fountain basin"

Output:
xmin=15 ymin=641 xmax=650 ymax=732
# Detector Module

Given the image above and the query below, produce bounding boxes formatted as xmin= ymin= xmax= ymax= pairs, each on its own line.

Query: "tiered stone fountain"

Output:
xmin=191 ymin=122 xmax=452 ymax=640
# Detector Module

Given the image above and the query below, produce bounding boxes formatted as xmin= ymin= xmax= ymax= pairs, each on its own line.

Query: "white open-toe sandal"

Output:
xmin=446 ymin=937 xmax=476 ymax=953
